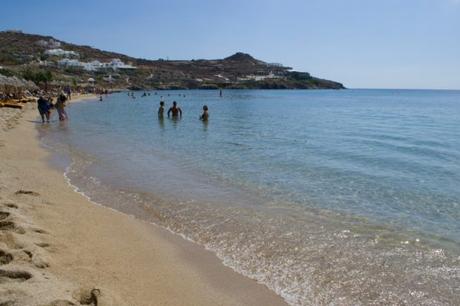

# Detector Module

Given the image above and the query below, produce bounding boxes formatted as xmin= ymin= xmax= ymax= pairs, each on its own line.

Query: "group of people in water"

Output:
xmin=37 ymin=92 xmax=69 ymax=123
xmin=38 ymin=91 xmax=209 ymax=124
xmin=127 ymin=92 xmax=208 ymax=121
xmin=158 ymin=99 xmax=208 ymax=121
xmin=127 ymin=91 xmax=186 ymax=100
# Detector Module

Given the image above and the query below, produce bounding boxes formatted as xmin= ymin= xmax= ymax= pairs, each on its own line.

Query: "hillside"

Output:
xmin=0 ymin=31 xmax=345 ymax=90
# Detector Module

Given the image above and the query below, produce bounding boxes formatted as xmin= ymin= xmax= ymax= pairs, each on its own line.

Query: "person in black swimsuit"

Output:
xmin=167 ymin=101 xmax=182 ymax=118
xmin=158 ymin=101 xmax=165 ymax=118
xmin=200 ymin=105 xmax=209 ymax=121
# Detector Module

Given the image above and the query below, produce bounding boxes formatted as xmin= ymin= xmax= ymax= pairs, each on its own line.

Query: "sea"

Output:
xmin=38 ymin=89 xmax=460 ymax=305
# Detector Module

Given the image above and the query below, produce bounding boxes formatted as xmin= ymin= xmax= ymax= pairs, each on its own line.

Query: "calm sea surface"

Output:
xmin=40 ymin=89 xmax=460 ymax=305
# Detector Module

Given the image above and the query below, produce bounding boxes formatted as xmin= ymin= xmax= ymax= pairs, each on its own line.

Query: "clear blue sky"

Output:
xmin=1 ymin=0 xmax=459 ymax=89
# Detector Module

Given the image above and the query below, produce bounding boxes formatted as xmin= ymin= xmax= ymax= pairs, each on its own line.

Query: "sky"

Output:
xmin=1 ymin=0 xmax=459 ymax=89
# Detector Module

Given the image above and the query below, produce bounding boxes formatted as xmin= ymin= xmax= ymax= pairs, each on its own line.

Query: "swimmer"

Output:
xmin=167 ymin=101 xmax=182 ymax=118
xmin=200 ymin=105 xmax=209 ymax=121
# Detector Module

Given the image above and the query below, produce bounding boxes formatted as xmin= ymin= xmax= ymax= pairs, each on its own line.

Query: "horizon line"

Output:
xmin=2 ymin=29 xmax=459 ymax=91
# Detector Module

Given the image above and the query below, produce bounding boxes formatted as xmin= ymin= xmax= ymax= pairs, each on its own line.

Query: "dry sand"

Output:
xmin=0 ymin=95 xmax=287 ymax=305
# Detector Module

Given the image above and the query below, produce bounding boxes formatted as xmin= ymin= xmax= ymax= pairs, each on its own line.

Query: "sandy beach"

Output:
xmin=0 ymin=96 xmax=286 ymax=306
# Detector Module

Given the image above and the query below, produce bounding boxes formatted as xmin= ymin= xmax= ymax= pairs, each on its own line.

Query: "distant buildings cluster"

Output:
xmin=237 ymin=72 xmax=282 ymax=81
xmin=57 ymin=58 xmax=136 ymax=71
xmin=37 ymin=43 xmax=136 ymax=71
xmin=45 ymin=48 xmax=79 ymax=57
xmin=36 ymin=38 xmax=61 ymax=49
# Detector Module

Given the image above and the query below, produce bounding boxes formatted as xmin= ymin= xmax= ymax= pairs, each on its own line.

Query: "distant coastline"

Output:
xmin=0 ymin=31 xmax=345 ymax=93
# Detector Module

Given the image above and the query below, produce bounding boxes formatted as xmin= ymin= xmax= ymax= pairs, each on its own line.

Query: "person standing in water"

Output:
xmin=64 ymin=87 xmax=72 ymax=100
xmin=158 ymin=101 xmax=165 ymax=118
xmin=167 ymin=101 xmax=182 ymax=118
xmin=55 ymin=92 xmax=68 ymax=121
xmin=37 ymin=96 xmax=50 ymax=123
xmin=200 ymin=105 xmax=209 ymax=121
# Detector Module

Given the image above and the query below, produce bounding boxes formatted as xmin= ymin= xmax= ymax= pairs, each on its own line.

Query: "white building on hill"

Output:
xmin=58 ymin=58 xmax=135 ymax=71
xmin=45 ymin=48 xmax=79 ymax=57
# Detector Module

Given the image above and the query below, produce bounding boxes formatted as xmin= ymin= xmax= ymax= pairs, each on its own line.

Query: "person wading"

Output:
xmin=167 ymin=101 xmax=182 ymax=118
xmin=200 ymin=105 xmax=209 ymax=121
xmin=158 ymin=101 xmax=165 ymax=118
xmin=37 ymin=96 xmax=51 ymax=123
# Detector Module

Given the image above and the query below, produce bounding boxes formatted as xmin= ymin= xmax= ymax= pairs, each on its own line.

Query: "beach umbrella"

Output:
xmin=0 ymin=74 xmax=38 ymax=97
xmin=0 ymin=75 xmax=15 ymax=95
xmin=0 ymin=75 xmax=7 ymax=95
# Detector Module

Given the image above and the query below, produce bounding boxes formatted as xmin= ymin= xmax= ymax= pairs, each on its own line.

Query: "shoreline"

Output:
xmin=0 ymin=100 xmax=286 ymax=305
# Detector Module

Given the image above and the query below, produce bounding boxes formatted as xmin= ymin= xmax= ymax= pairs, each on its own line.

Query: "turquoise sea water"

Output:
xmin=40 ymin=89 xmax=460 ymax=305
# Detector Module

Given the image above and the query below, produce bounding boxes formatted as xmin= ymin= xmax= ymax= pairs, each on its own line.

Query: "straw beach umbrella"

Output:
xmin=0 ymin=74 xmax=38 ymax=99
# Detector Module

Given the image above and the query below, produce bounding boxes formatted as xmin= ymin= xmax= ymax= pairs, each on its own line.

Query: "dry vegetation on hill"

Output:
xmin=0 ymin=31 xmax=344 ymax=91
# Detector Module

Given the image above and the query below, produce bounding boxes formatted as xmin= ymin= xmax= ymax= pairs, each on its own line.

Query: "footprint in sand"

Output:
xmin=2 ymin=202 xmax=18 ymax=209
xmin=33 ymin=228 xmax=49 ymax=234
xmin=0 ymin=231 xmax=24 ymax=250
xmin=45 ymin=300 xmax=76 ymax=306
xmin=14 ymin=190 xmax=40 ymax=196
xmin=18 ymin=248 xmax=49 ymax=269
xmin=0 ymin=221 xmax=25 ymax=234
xmin=0 ymin=221 xmax=15 ymax=231
xmin=0 ymin=250 xmax=13 ymax=265
xmin=35 ymin=242 xmax=50 ymax=248
xmin=32 ymin=254 xmax=49 ymax=269
xmin=0 ymin=211 xmax=10 ymax=220
xmin=22 ymin=250 xmax=33 ymax=259
xmin=0 ymin=269 xmax=32 ymax=283
xmin=74 ymin=288 xmax=102 ymax=305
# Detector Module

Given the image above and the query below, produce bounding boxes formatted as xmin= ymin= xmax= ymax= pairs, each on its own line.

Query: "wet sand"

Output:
xmin=0 ymin=95 xmax=286 ymax=305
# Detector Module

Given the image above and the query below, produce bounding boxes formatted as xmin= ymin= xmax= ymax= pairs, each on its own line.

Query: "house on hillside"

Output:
xmin=36 ymin=38 xmax=61 ymax=49
xmin=237 ymin=72 xmax=282 ymax=81
xmin=57 ymin=58 xmax=136 ymax=71
xmin=45 ymin=49 xmax=79 ymax=57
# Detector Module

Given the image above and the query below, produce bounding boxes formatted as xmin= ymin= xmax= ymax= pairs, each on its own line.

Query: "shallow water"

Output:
xmin=39 ymin=89 xmax=460 ymax=305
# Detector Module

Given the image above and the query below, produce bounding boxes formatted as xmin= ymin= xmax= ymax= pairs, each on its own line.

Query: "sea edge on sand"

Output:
xmin=0 ymin=98 xmax=287 ymax=306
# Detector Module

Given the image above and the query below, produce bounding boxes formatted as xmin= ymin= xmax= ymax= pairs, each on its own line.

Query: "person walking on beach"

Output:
xmin=55 ymin=92 xmax=68 ymax=121
xmin=158 ymin=101 xmax=165 ymax=118
xmin=65 ymin=87 xmax=72 ymax=100
xmin=37 ymin=96 xmax=50 ymax=123
xmin=167 ymin=101 xmax=182 ymax=118
xmin=200 ymin=105 xmax=209 ymax=121
xmin=47 ymin=96 xmax=55 ymax=113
